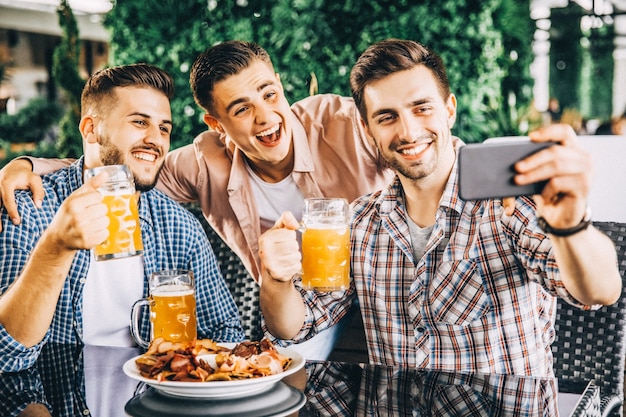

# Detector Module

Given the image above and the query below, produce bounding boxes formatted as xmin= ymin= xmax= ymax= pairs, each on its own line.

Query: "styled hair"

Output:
xmin=81 ymin=63 xmax=174 ymax=117
xmin=190 ymin=40 xmax=274 ymax=114
xmin=350 ymin=39 xmax=451 ymax=122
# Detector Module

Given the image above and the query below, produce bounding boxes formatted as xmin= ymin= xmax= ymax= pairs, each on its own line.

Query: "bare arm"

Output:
xmin=0 ymin=157 xmax=73 ymax=232
xmin=258 ymin=212 xmax=307 ymax=339
xmin=515 ymin=124 xmax=622 ymax=305
xmin=0 ymin=174 xmax=108 ymax=347
xmin=551 ymin=226 xmax=621 ymax=305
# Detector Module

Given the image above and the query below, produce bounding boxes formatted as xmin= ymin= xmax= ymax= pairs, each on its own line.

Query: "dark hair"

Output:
xmin=81 ymin=63 xmax=174 ymax=116
xmin=190 ymin=40 xmax=274 ymax=114
xmin=350 ymin=39 xmax=451 ymax=121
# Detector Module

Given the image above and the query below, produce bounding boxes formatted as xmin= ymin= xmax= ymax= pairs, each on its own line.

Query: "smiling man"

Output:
xmin=0 ymin=64 xmax=244 ymax=372
xmin=258 ymin=39 xmax=621 ymax=376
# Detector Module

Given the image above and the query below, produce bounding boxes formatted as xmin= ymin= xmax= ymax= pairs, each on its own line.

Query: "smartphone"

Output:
xmin=458 ymin=140 xmax=555 ymax=200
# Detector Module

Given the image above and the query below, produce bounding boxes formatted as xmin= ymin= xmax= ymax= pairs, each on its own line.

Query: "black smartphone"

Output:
xmin=458 ymin=140 xmax=555 ymax=200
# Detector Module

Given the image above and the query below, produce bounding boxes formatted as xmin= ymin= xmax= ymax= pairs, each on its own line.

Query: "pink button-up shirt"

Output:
xmin=156 ymin=94 xmax=394 ymax=280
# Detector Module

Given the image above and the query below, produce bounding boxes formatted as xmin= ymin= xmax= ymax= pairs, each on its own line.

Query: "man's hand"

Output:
xmin=0 ymin=158 xmax=45 ymax=232
xmin=514 ymin=124 xmax=590 ymax=228
xmin=258 ymin=211 xmax=302 ymax=284
xmin=258 ymin=211 xmax=308 ymax=339
xmin=43 ymin=172 xmax=110 ymax=253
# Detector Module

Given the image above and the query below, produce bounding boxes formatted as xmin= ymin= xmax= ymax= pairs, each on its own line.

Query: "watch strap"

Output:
xmin=537 ymin=207 xmax=592 ymax=237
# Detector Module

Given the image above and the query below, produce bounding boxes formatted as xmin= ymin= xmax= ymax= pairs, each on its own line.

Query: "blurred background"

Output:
xmin=0 ymin=0 xmax=624 ymax=165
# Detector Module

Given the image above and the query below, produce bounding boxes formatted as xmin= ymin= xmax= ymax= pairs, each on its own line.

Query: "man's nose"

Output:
xmin=398 ymin=115 xmax=422 ymax=141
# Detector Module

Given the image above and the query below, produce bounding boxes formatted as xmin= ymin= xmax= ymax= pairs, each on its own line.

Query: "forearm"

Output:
xmin=552 ymin=226 xmax=622 ymax=306
xmin=26 ymin=156 xmax=74 ymax=175
xmin=259 ymin=275 xmax=306 ymax=340
xmin=0 ymin=232 xmax=75 ymax=347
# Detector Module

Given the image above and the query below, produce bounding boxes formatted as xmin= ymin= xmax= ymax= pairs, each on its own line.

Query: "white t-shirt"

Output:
xmin=246 ymin=164 xmax=305 ymax=232
xmin=82 ymin=251 xmax=144 ymax=347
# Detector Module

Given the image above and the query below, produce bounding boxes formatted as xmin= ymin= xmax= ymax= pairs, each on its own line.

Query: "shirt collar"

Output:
xmin=289 ymin=111 xmax=315 ymax=173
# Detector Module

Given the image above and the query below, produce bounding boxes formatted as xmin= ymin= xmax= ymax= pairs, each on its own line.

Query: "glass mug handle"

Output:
xmin=130 ymin=298 xmax=151 ymax=349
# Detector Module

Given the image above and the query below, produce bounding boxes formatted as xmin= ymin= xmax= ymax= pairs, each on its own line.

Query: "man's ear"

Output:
xmin=203 ymin=114 xmax=224 ymax=134
xmin=446 ymin=93 xmax=458 ymax=129
xmin=79 ymin=115 xmax=98 ymax=144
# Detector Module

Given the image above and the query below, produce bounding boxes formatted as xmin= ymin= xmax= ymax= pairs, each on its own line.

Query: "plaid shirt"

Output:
xmin=300 ymin=362 xmax=558 ymax=416
xmin=0 ymin=158 xmax=244 ymax=372
xmin=281 ymin=152 xmax=589 ymax=377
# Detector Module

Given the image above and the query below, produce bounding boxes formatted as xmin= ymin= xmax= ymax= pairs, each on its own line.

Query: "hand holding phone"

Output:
xmin=458 ymin=140 xmax=555 ymax=200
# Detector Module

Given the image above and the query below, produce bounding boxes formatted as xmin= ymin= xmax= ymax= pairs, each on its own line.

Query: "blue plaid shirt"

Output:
xmin=278 ymin=151 xmax=590 ymax=377
xmin=0 ymin=157 xmax=244 ymax=372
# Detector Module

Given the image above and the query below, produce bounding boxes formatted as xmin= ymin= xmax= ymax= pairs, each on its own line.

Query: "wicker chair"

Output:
xmin=182 ymin=203 xmax=262 ymax=341
xmin=552 ymin=221 xmax=626 ymax=417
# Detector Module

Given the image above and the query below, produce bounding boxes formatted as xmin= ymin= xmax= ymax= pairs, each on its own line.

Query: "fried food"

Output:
xmin=134 ymin=338 xmax=292 ymax=382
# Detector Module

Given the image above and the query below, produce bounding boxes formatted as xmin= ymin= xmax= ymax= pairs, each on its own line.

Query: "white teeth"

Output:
xmin=400 ymin=143 xmax=428 ymax=155
xmin=133 ymin=152 xmax=156 ymax=162
xmin=256 ymin=125 xmax=279 ymax=137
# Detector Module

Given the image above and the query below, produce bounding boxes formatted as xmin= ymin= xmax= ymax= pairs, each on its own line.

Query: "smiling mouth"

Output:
xmin=132 ymin=150 xmax=158 ymax=163
xmin=398 ymin=142 xmax=429 ymax=156
xmin=255 ymin=124 xmax=282 ymax=146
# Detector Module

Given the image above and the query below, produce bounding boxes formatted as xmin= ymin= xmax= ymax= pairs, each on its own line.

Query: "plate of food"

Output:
xmin=122 ymin=338 xmax=304 ymax=398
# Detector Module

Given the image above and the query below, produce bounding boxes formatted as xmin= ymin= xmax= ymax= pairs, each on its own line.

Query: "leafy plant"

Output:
xmin=0 ymin=98 xmax=63 ymax=143
xmin=52 ymin=0 xmax=84 ymax=158
xmin=104 ymin=0 xmax=534 ymax=147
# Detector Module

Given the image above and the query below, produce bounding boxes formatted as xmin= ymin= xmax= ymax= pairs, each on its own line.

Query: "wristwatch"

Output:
xmin=537 ymin=207 xmax=592 ymax=237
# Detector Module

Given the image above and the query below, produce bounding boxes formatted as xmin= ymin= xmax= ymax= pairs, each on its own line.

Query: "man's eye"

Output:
xmin=377 ymin=115 xmax=395 ymax=124
xmin=416 ymin=106 xmax=433 ymax=114
xmin=234 ymin=106 xmax=249 ymax=116
xmin=265 ymin=91 xmax=276 ymax=100
xmin=133 ymin=120 xmax=147 ymax=126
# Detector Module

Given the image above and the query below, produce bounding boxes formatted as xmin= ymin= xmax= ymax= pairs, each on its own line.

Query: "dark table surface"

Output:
xmin=1 ymin=342 xmax=597 ymax=417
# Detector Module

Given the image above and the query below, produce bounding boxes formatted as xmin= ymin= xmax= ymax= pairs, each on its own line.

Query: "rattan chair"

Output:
xmin=182 ymin=203 xmax=262 ymax=341
xmin=552 ymin=221 xmax=626 ymax=417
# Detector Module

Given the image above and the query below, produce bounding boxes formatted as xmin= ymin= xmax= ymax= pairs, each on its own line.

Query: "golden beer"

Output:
xmin=150 ymin=286 xmax=197 ymax=343
xmin=301 ymin=226 xmax=350 ymax=291
xmin=131 ymin=270 xmax=197 ymax=349
xmin=95 ymin=193 xmax=143 ymax=260
xmin=85 ymin=164 xmax=143 ymax=261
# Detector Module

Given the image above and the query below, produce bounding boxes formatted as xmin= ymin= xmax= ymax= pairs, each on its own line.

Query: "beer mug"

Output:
xmin=130 ymin=269 xmax=198 ymax=349
xmin=84 ymin=164 xmax=143 ymax=261
xmin=301 ymin=198 xmax=350 ymax=291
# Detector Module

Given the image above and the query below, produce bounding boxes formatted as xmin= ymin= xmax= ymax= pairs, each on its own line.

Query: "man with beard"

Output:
xmin=0 ymin=41 xmax=395 ymax=359
xmin=257 ymin=39 xmax=621 ymax=376
xmin=0 ymin=64 xmax=244 ymax=372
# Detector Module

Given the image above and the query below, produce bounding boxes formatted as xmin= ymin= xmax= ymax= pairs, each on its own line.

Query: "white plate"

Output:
xmin=122 ymin=343 xmax=304 ymax=398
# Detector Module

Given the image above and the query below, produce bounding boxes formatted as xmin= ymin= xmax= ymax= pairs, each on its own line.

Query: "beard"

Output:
xmin=98 ymin=134 xmax=162 ymax=192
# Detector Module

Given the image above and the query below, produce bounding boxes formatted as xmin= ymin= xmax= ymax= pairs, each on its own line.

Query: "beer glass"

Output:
xmin=84 ymin=164 xmax=143 ymax=261
xmin=301 ymin=198 xmax=350 ymax=291
xmin=130 ymin=269 xmax=198 ymax=349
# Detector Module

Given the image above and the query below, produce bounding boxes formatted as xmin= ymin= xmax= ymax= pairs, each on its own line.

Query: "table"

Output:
xmin=0 ymin=342 xmax=599 ymax=417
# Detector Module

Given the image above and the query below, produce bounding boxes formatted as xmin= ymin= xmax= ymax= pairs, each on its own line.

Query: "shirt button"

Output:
xmin=82 ymin=409 xmax=90 ymax=416
xmin=416 ymin=326 xmax=426 ymax=333
xmin=79 ymin=278 xmax=86 ymax=284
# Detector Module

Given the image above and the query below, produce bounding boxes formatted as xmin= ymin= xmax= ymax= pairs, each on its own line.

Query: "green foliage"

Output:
xmin=0 ymin=139 xmax=61 ymax=169
xmin=52 ymin=0 xmax=84 ymax=158
xmin=550 ymin=4 xmax=584 ymax=111
xmin=0 ymin=98 xmax=63 ymax=143
xmin=104 ymin=0 xmax=534 ymax=147
xmin=579 ymin=23 xmax=614 ymax=120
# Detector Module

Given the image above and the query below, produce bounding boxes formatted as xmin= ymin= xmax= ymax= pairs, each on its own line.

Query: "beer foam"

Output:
xmin=152 ymin=286 xmax=194 ymax=297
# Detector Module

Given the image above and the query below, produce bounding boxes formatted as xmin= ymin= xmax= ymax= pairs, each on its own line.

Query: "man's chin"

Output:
xmin=135 ymin=181 xmax=157 ymax=192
